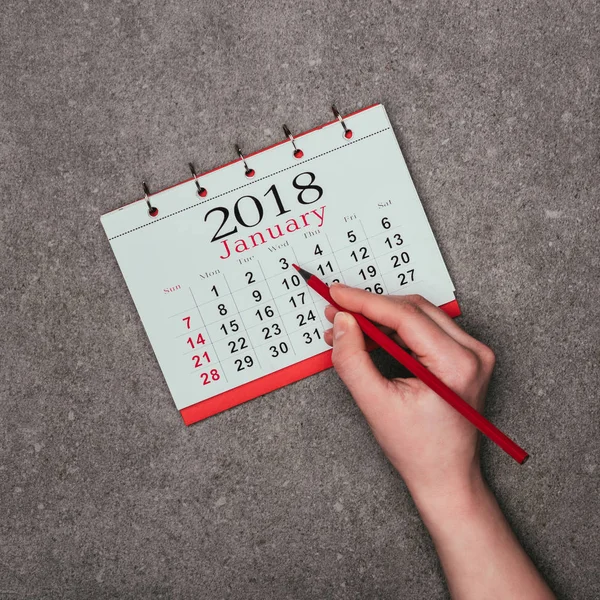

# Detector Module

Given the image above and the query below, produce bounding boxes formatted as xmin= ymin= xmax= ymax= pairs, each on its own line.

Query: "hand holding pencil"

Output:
xmin=294 ymin=272 xmax=558 ymax=599
xmin=293 ymin=265 xmax=528 ymax=505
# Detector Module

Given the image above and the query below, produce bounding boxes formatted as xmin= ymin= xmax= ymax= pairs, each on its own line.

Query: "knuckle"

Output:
xmin=477 ymin=344 xmax=496 ymax=369
xmin=394 ymin=296 xmax=424 ymax=317
xmin=403 ymin=294 xmax=426 ymax=307
xmin=459 ymin=350 xmax=481 ymax=379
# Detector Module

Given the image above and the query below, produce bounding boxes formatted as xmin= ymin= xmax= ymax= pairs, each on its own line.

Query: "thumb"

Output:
xmin=331 ymin=312 xmax=389 ymax=404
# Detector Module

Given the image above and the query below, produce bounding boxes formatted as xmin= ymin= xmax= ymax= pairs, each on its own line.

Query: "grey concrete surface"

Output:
xmin=1 ymin=1 xmax=599 ymax=598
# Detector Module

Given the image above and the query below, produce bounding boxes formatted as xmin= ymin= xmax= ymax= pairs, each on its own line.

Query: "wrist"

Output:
xmin=409 ymin=467 xmax=489 ymax=527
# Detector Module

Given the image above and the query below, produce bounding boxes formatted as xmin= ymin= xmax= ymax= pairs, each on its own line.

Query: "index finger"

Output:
xmin=329 ymin=284 xmax=468 ymax=366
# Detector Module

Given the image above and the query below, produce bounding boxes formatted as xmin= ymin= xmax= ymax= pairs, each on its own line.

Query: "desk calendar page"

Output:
xmin=101 ymin=104 xmax=459 ymax=424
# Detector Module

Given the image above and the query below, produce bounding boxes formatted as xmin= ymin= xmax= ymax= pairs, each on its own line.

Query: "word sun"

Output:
xmin=218 ymin=206 xmax=326 ymax=260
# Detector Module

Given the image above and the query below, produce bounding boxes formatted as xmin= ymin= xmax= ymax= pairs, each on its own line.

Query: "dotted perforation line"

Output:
xmin=108 ymin=127 xmax=391 ymax=241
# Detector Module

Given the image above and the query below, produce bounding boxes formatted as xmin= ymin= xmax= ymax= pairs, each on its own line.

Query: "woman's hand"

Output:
xmin=323 ymin=285 xmax=555 ymax=600
xmin=323 ymin=285 xmax=494 ymax=507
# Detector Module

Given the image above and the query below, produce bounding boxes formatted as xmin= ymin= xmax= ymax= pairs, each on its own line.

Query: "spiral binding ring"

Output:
xmin=282 ymin=124 xmax=304 ymax=159
xmin=143 ymin=181 xmax=158 ymax=217
xmin=235 ymin=145 xmax=255 ymax=178
xmin=332 ymin=104 xmax=353 ymax=139
xmin=188 ymin=162 xmax=208 ymax=197
xmin=138 ymin=104 xmax=354 ymax=222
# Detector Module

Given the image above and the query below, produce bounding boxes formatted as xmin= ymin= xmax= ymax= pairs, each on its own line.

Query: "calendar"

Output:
xmin=101 ymin=104 xmax=459 ymax=425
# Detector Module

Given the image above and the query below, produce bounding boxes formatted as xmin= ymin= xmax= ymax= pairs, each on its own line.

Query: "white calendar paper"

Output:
xmin=101 ymin=104 xmax=457 ymax=422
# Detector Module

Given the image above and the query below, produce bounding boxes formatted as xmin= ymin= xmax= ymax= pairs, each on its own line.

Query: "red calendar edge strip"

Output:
xmin=104 ymin=103 xmax=381 ymax=215
xmin=179 ymin=298 xmax=461 ymax=425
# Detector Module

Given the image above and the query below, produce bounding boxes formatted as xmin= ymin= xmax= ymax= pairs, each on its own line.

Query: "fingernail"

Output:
xmin=333 ymin=312 xmax=350 ymax=339
xmin=331 ymin=282 xmax=347 ymax=288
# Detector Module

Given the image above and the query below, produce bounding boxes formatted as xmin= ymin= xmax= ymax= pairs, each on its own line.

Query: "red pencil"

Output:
xmin=292 ymin=264 xmax=529 ymax=465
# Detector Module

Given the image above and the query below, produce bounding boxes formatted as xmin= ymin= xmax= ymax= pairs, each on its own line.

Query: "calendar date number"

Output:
xmin=186 ymin=333 xmax=206 ymax=349
xmin=398 ymin=269 xmax=415 ymax=285
xmin=235 ymin=356 xmax=254 ymax=371
xmin=200 ymin=369 xmax=221 ymax=385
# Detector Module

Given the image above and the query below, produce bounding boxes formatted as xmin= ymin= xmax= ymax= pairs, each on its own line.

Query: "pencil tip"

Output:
xmin=292 ymin=263 xmax=300 ymax=271
xmin=293 ymin=265 xmax=312 ymax=281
